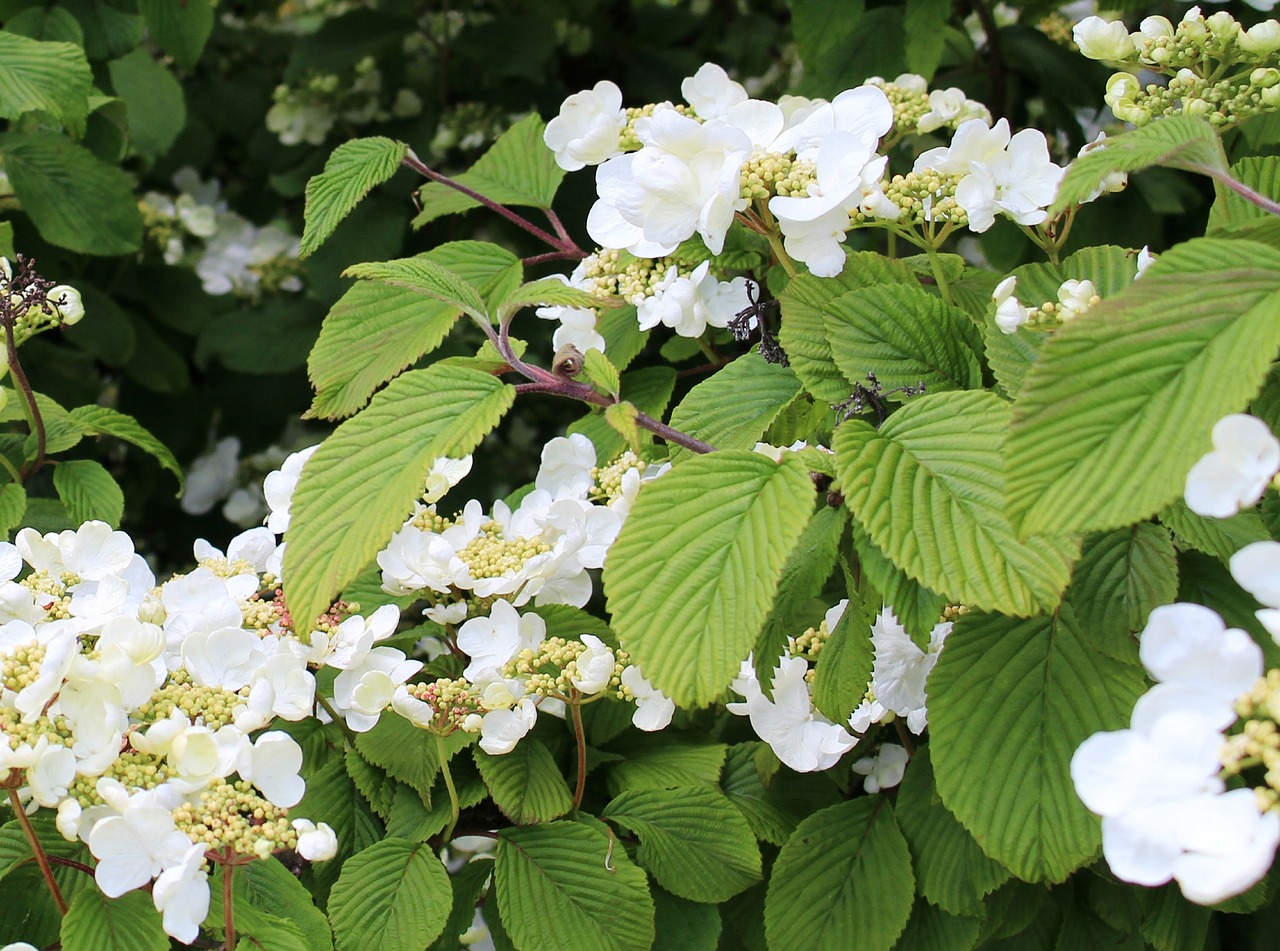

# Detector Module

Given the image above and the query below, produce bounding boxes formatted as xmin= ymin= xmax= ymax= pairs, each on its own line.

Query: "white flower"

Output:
xmin=1184 ymin=414 xmax=1280 ymax=518
xmin=682 ymin=63 xmax=748 ymax=120
xmin=263 ymin=445 xmax=319 ymax=534
xmin=1241 ymin=20 xmax=1280 ymax=54
xmin=621 ymin=665 xmax=675 ymax=731
xmin=545 ymin=81 xmax=627 ymax=171
xmin=292 ymin=818 xmax=338 ymax=860
xmin=331 ymin=647 xmax=423 ymax=732
xmin=588 ymin=106 xmax=751 ymax=255
xmin=88 ymin=803 xmax=193 ymax=897
xmin=1075 ymin=133 xmax=1128 ymax=203
xmin=181 ymin=437 xmax=241 ymax=516
xmin=536 ymin=434 xmax=597 ymax=500
xmin=635 ymin=262 xmax=749 ymax=336
xmin=1073 ymin=16 xmax=1135 ymax=60
xmin=237 ymin=732 xmax=305 ymax=808
xmin=992 ymin=275 xmax=1032 ymax=334
xmin=852 ymin=743 xmax=909 ymax=793
xmin=1056 ymin=279 xmax=1099 ymax=321
xmin=728 ymin=656 xmax=858 ymax=772
xmin=457 ymin=600 xmax=546 ymax=682
xmin=423 ymin=455 xmax=473 ymax=504
xmin=151 ymin=843 xmax=210 ymax=944
xmin=479 ymin=697 xmax=538 ymax=755
xmin=1230 ymin=541 xmax=1280 ymax=642
xmin=571 ymin=634 xmax=616 ymax=694
xmin=1140 ymin=603 xmax=1263 ymax=705
xmin=917 ymin=87 xmax=988 ymax=134
xmin=869 ymin=608 xmax=949 ymax=734
xmin=769 ymin=131 xmax=894 ymax=277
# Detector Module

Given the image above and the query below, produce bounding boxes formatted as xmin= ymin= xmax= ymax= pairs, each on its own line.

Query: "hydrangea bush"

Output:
xmin=10 ymin=0 xmax=1280 ymax=949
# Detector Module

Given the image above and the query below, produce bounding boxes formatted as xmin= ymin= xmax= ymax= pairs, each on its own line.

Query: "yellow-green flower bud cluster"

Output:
xmin=1 ymin=641 xmax=47 ymax=694
xmin=172 ymin=780 xmax=297 ymax=857
xmin=242 ymin=594 xmax=285 ymax=631
xmin=1018 ymin=288 xmax=1103 ymax=331
xmin=576 ymin=249 xmax=705 ymax=306
xmin=863 ymin=75 xmax=933 ymax=136
xmin=1107 ymin=68 xmax=1280 ymax=128
xmin=410 ymin=506 xmax=452 ymax=533
xmin=20 ymin=570 xmax=75 ymax=620
xmin=456 ymin=521 xmax=552 ymax=581
xmin=504 ymin=637 xmax=630 ymax=700
xmin=618 ymin=104 xmax=695 ymax=151
xmin=402 ymin=677 xmax=485 ymax=732
xmin=739 ymin=150 xmax=817 ymax=201
xmin=789 ymin=619 xmax=831 ymax=663
xmin=591 ymin=451 xmax=646 ymax=504
xmin=137 ymin=672 xmax=250 ymax=730
xmin=941 ymin=603 xmax=970 ymax=622
xmin=1220 ymin=671 xmax=1280 ymax=811
xmin=68 ymin=751 xmax=175 ymax=808
xmin=1039 ymin=11 xmax=1076 ymax=47
xmin=0 ymin=710 xmax=70 ymax=759
xmin=870 ymin=170 xmax=968 ymax=226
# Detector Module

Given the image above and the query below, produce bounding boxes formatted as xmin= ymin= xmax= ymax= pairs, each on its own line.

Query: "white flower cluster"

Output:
xmin=265 ymin=56 xmax=422 ymax=147
xmin=910 ymin=118 xmax=1064 ymax=234
xmin=728 ymin=604 xmax=948 ymax=782
xmin=0 ymin=445 xmax=472 ymax=941
xmin=376 ymin=434 xmax=673 ymax=751
xmin=1072 ymin=603 xmax=1279 ymax=904
xmin=140 ymin=168 xmax=304 ymax=299
xmin=181 ymin=433 xmax=318 ymax=528
xmin=861 ymin=73 xmax=991 ymax=137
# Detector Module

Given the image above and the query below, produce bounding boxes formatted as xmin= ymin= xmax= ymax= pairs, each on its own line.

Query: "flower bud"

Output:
xmin=1137 ymin=15 xmax=1175 ymax=41
xmin=1241 ymin=21 xmax=1280 ymax=55
xmin=1074 ymin=16 xmax=1134 ymax=61
xmin=1253 ymin=68 xmax=1280 ymax=89
xmin=1206 ymin=11 xmax=1239 ymax=41
xmin=47 ymin=286 xmax=83 ymax=326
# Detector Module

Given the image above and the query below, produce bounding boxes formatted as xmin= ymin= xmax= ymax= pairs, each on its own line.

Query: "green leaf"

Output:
xmin=411 ymin=116 xmax=565 ymax=226
xmin=302 ymin=138 xmax=409 ymax=258
xmin=719 ymin=742 xmax=801 ymax=845
xmin=210 ymin=859 xmax=333 ymax=951
xmin=765 ymin=796 xmax=914 ymax=951
xmin=894 ymin=747 xmax=1010 ymax=917
xmin=891 ymin=898 xmax=982 ymax=951
xmin=136 ymin=0 xmax=214 ymax=68
xmin=811 ymin=587 xmax=873 ymax=724
xmin=0 ymin=32 xmax=91 ymax=132
xmin=789 ymin=0 xmax=867 ymax=95
xmin=606 ymin=741 xmax=727 ymax=797
xmin=1006 ymin=238 xmax=1280 ymax=536
xmin=1140 ymin=883 xmax=1212 ymax=951
xmin=903 ymin=0 xmax=951 ymax=77
xmin=1051 ymin=116 xmax=1227 ymax=213
xmin=344 ymin=257 xmax=490 ymax=325
xmin=652 ymin=887 xmax=721 ymax=951
xmin=0 ymin=130 xmax=142 ymax=255
xmin=329 ymin=838 xmax=451 ymax=951
xmin=928 ymin=607 xmax=1147 ymax=882
xmin=1159 ymin=499 xmax=1269 ymax=564
xmin=852 ymin=524 xmax=947 ymax=648
xmin=107 ymin=49 xmax=184 ymax=157
xmin=603 ymin=785 xmax=762 ymax=903
xmin=53 ymin=459 xmax=124 ymax=528
xmin=428 ymin=860 xmax=491 ymax=951
xmin=1208 ymin=156 xmax=1280 ymax=232
xmin=1067 ymin=524 xmax=1178 ymax=662
xmin=824 ymin=284 xmax=983 ymax=396
xmin=667 ymin=352 xmax=802 ymax=462
xmin=755 ymin=505 xmax=847 ymax=687
xmin=983 ymin=246 xmax=1139 ymax=399
xmin=308 ymin=242 xmax=521 ymax=420
xmin=285 ymin=364 xmax=514 ymax=627
xmin=474 ymin=739 xmax=573 ymax=825
xmin=495 ymin=277 xmax=607 ymax=322
xmin=4 ymin=7 xmax=85 ymax=44
xmin=778 ymin=251 xmax=917 ymax=403
xmin=0 ymin=483 xmax=26 ymax=538
xmin=568 ymin=367 xmax=675 ymax=464
xmin=355 ymin=708 xmax=470 ymax=802
xmin=495 ymin=821 xmax=654 ymax=951
xmin=60 ymin=889 xmax=167 ymax=951
xmin=603 ymin=451 xmax=815 ymax=706
xmin=68 ymin=406 xmax=182 ymax=489
xmin=582 ymin=348 xmax=622 ymax=399
xmin=835 ymin=391 xmax=1079 ymax=616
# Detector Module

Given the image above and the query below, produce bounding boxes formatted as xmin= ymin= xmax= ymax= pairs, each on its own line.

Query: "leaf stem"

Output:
xmin=316 ymin=693 xmax=359 ymax=745
xmin=401 ymin=152 xmax=585 ymax=258
xmin=9 ymin=784 xmax=67 ymax=915
xmin=437 ymin=732 xmax=461 ymax=845
xmin=570 ymin=697 xmax=588 ymax=811
xmin=4 ymin=322 xmax=43 ymax=482
xmin=222 ymin=854 xmax=236 ymax=951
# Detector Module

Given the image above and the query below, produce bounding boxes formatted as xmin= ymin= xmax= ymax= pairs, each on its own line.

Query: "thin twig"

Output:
xmin=570 ymin=698 xmax=588 ymax=811
xmin=9 ymin=785 xmax=66 ymax=914
xmin=5 ymin=321 xmax=43 ymax=481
